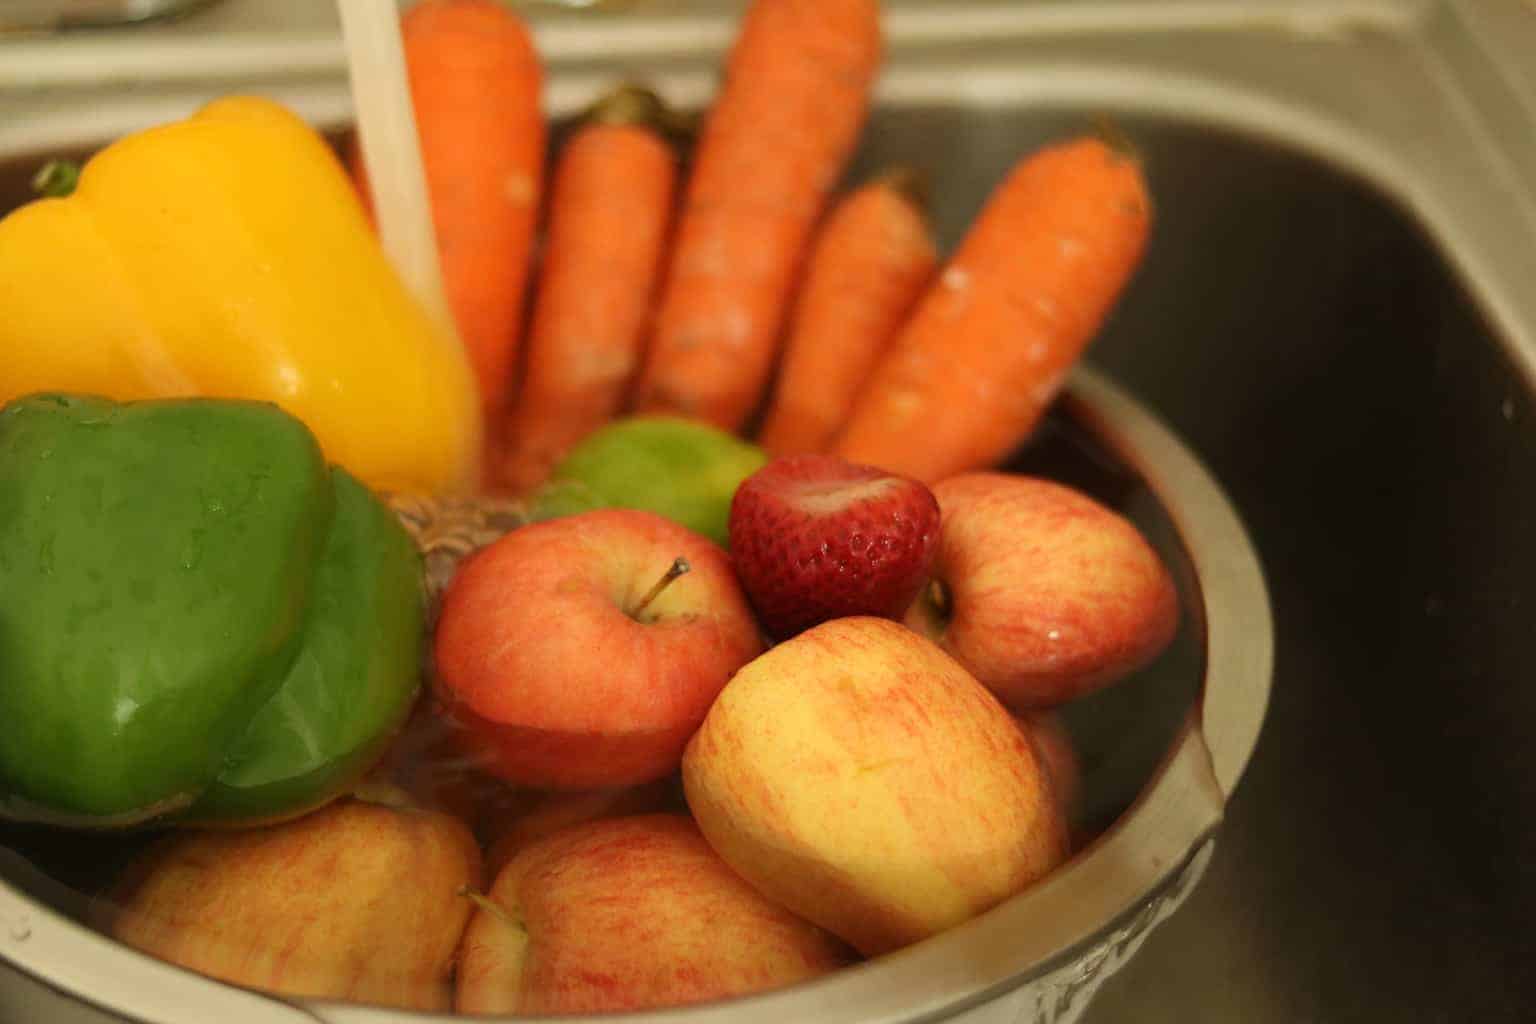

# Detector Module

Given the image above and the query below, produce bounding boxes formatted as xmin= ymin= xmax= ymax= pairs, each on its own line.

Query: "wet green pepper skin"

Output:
xmin=0 ymin=394 xmax=330 ymax=824
xmin=187 ymin=468 xmax=423 ymax=824
xmin=0 ymin=394 xmax=423 ymax=829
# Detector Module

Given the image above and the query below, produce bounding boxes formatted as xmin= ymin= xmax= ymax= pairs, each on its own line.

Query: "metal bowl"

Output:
xmin=0 ymin=362 xmax=1270 ymax=1024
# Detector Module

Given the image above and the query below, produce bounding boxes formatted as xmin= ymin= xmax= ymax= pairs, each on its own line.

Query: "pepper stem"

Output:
xmin=631 ymin=557 xmax=690 ymax=619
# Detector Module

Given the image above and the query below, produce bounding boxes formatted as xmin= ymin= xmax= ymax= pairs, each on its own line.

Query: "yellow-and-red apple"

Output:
xmin=905 ymin=472 xmax=1178 ymax=708
xmin=455 ymin=813 xmax=853 ymax=1014
xmin=433 ymin=508 xmax=764 ymax=789
xmin=682 ymin=616 xmax=1068 ymax=957
xmin=105 ymin=798 xmax=481 ymax=1011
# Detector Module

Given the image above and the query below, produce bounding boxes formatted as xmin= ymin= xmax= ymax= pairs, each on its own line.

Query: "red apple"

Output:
xmin=729 ymin=454 xmax=940 ymax=639
xmin=455 ymin=813 xmax=853 ymax=1014
xmin=106 ymin=799 xmax=481 ymax=1011
xmin=906 ymin=472 xmax=1178 ymax=708
xmin=1017 ymin=710 xmax=1081 ymax=815
xmin=433 ymin=509 xmax=764 ymax=789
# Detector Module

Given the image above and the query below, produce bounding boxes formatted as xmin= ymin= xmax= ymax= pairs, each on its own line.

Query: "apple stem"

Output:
xmin=927 ymin=578 xmax=951 ymax=619
xmin=631 ymin=556 xmax=691 ymax=619
xmin=459 ymin=887 xmax=525 ymax=934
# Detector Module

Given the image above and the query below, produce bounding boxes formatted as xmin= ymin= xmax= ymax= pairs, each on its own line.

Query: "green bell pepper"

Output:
xmin=186 ymin=469 xmax=422 ymax=824
xmin=0 ymin=393 xmax=424 ymax=828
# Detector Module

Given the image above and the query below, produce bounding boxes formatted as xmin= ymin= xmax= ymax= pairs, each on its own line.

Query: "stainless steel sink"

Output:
xmin=0 ymin=1 xmax=1533 ymax=1021
xmin=1075 ymin=117 xmax=1536 ymax=1024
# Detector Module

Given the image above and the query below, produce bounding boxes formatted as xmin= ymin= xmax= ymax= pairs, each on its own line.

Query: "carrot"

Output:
xmin=756 ymin=167 xmax=937 ymax=456
xmin=832 ymin=136 xmax=1151 ymax=484
xmin=630 ymin=0 xmax=883 ymax=431
xmin=494 ymin=86 xmax=680 ymax=495
xmin=350 ymin=0 xmax=544 ymax=428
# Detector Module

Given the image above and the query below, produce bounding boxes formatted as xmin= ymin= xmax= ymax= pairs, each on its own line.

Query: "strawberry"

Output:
xmin=728 ymin=454 xmax=941 ymax=640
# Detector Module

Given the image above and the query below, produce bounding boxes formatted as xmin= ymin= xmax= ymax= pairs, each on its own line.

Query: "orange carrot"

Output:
xmin=756 ymin=167 xmax=937 ymax=456
xmin=630 ymin=0 xmax=883 ymax=431
xmin=495 ymin=86 xmax=680 ymax=494
xmin=833 ymin=136 xmax=1151 ymax=484
xmin=350 ymin=0 xmax=544 ymax=427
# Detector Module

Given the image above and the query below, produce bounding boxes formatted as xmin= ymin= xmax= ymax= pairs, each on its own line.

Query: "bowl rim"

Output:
xmin=0 ymin=366 xmax=1273 ymax=1024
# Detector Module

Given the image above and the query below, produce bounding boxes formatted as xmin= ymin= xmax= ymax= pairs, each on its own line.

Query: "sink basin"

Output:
xmin=0 ymin=1 xmax=1532 ymax=1021
xmin=1075 ymin=85 xmax=1536 ymax=1024
xmin=1069 ymin=114 xmax=1536 ymax=1023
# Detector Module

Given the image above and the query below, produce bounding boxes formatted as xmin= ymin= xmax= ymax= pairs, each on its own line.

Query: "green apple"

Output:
xmin=534 ymin=416 xmax=767 ymax=547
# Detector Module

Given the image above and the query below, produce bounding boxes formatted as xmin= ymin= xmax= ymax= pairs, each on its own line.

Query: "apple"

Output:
xmin=482 ymin=777 xmax=680 ymax=877
xmin=105 ymin=798 xmax=480 ymax=1011
xmin=455 ymin=813 xmax=853 ymax=1014
xmin=433 ymin=508 xmax=764 ymax=789
xmin=534 ymin=416 xmax=768 ymax=546
xmin=905 ymin=472 xmax=1179 ymax=708
xmin=683 ymin=616 xmax=1068 ymax=957
xmin=1017 ymin=710 xmax=1081 ymax=816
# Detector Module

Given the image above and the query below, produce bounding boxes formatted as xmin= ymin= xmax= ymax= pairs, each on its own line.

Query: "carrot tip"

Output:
xmin=584 ymin=82 xmax=692 ymax=141
xmin=872 ymin=165 xmax=933 ymax=215
xmin=1089 ymin=115 xmax=1143 ymax=165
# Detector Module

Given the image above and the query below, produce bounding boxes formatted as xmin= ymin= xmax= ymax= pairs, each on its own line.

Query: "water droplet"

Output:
xmin=8 ymin=918 xmax=30 ymax=942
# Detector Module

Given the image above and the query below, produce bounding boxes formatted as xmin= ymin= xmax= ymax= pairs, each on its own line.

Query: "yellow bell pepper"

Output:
xmin=0 ymin=96 xmax=480 ymax=495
